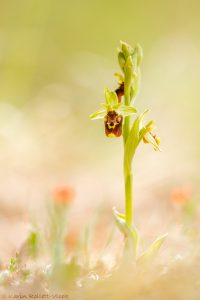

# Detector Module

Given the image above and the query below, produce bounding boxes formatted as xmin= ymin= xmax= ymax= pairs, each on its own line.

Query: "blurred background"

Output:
xmin=0 ymin=0 xmax=200 ymax=260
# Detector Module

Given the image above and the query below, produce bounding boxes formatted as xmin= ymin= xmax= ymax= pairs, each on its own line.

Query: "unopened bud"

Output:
xmin=120 ymin=41 xmax=134 ymax=59
xmin=118 ymin=51 xmax=126 ymax=71
xmin=135 ymin=44 xmax=143 ymax=66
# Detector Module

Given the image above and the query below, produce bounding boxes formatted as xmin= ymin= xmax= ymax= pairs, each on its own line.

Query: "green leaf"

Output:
xmin=113 ymin=207 xmax=126 ymax=221
xmin=113 ymin=208 xmax=127 ymax=234
xmin=113 ymin=207 xmax=139 ymax=258
xmin=26 ymin=231 xmax=39 ymax=258
xmin=89 ymin=109 xmax=106 ymax=120
xmin=184 ymin=197 xmax=199 ymax=219
xmin=119 ymin=104 xmax=137 ymax=116
xmin=113 ymin=208 xmax=139 ymax=241
xmin=8 ymin=254 xmax=20 ymax=273
xmin=124 ymin=110 xmax=148 ymax=174
xmin=137 ymin=233 xmax=168 ymax=264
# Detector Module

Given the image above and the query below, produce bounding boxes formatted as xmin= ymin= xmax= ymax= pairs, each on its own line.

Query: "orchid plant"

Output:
xmin=90 ymin=41 xmax=167 ymax=263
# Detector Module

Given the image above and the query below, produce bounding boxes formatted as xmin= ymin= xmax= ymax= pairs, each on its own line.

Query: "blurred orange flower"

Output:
xmin=170 ymin=186 xmax=192 ymax=205
xmin=65 ymin=228 xmax=79 ymax=251
xmin=53 ymin=186 xmax=75 ymax=205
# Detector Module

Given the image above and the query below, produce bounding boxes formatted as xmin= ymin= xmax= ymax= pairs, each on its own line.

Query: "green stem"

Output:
xmin=123 ymin=83 xmax=133 ymax=227
xmin=124 ymin=171 xmax=132 ymax=226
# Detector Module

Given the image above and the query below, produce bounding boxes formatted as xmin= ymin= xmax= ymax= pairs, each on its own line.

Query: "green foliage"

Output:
xmin=183 ymin=197 xmax=200 ymax=220
xmin=26 ymin=231 xmax=39 ymax=258
xmin=20 ymin=268 xmax=31 ymax=281
xmin=113 ymin=208 xmax=167 ymax=263
xmin=113 ymin=208 xmax=139 ymax=258
xmin=8 ymin=254 xmax=20 ymax=273
xmin=137 ymin=234 xmax=168 ymax=265
xmin=124 ymin=110 xmax=148 ymax=174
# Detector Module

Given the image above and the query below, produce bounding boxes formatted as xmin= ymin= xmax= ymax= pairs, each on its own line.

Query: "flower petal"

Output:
xmin=89 ymin=109 xmax=106 ymax=120
xmin=143 ymin=132 xmax=161 ymax=151
xmin=104 ymin=88 xmax=118 ymax=106
xmin=118 ymin=104 xmax=137 ymax=116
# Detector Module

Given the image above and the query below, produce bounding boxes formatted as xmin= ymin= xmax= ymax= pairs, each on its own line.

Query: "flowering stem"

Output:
xmin=90 ymin=42 xmax=164 ymax=260
xmin=123 ymin=81 xmax=133 ymax=227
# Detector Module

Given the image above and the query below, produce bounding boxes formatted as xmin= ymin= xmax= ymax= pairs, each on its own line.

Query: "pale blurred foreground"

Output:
xmin=0 ymin=0 xmax=200 ymax=298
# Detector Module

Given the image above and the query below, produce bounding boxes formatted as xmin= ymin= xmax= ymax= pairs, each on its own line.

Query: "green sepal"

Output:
xmin=118 ymin=104 xmax=137 ymax=116
xmin=137 ymin=233 xmax=168 ymax=265
xmin=101 ymin=102 xmax=120 ymax=111
xmin=139 ymin=120 xmax=161 ymax=151
xmin=104 ymin=88 xmax=110 ymax=105
xmin=104 ymin=88 xmax=118 ymax=106
xmin=143 ymin=132 xmax=161 ymax=151
xmin=90 ymin=103 xmax=136 ymax=121
xmin=100 ymin=103 xmax=108 ymax=109
xmin=110 ymin=91 xmax=119 ymax=106
xmin=114 ymin=72 xmax=124 ymax=84
xmin=138 ymin=120 xmax=154 ymax=142
xmin=112 ymin=103 xmax=121 ymax=110
xmin=89 ymin=109 xmax=106 ymax=120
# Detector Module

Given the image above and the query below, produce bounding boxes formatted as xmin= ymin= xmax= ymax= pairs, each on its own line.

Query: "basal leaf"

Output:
xmin=137 ymin=233 xmax=168 ymax=264
xmin=113 ymin=207 xmax=140 ymax=258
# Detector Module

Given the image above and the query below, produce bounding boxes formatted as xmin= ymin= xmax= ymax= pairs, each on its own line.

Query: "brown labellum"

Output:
xmin=104 ymin=111 xmax=123 ymax=137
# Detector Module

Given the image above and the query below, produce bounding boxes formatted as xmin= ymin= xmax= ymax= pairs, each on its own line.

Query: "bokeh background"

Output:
xmin=0 ymin=0 xmax=200 ymax=260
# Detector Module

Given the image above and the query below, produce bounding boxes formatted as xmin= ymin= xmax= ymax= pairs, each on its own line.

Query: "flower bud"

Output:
xmin=115 ymin=82 xmax=124 ymax=103
xmin=134 ymin=44 xmax=143 ymax=66
xmin=143 ymin=131 xmax=161 ymax=151
xmin=120 ymin=41 xmax=133 ymax=59
xmin=124 ymin=56 xmax=133 ymax=90
xmin=118 ymin=51 xmax=126 ymax=71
